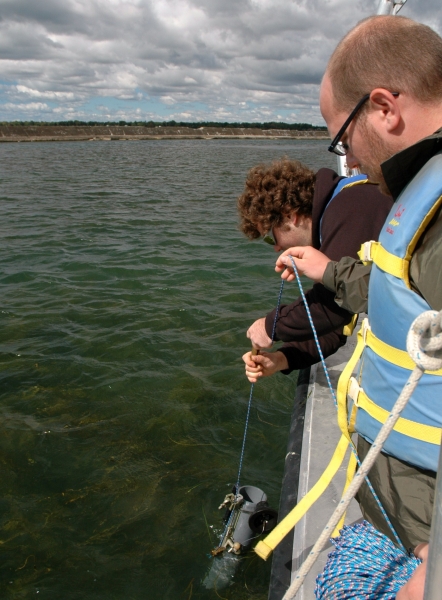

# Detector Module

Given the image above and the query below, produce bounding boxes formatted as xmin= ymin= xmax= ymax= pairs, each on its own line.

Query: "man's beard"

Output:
xmin=358 ymin=119 xmax=394 ymax=196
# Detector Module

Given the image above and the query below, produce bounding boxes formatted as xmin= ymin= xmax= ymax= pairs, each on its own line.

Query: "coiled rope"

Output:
xmin=315 ymin=521 xmax=421 ymax=599
xmin=283 ymin=306 xmax=442 ymax=600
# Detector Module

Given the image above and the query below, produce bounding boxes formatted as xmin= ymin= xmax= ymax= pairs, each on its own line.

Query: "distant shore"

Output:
xmin=0 ymin=125 xmax=330 ymax=142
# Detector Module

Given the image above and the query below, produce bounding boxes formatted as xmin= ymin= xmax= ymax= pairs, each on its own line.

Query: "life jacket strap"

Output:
xmin=358 ymin=240 xmax=408 ymax=280
xmin=342 ymin=313 xmax=359 ymax=337
xmin=347 ymin=376 xmax=442 ymax=445
xmin=364 ymin=325 xmax=442 ymax=375
xmin=332 ymin=450 xmax=358 ymax=537
xmin=254 ymin=433 xmax=351 ymax=560
xmin=337 ymin=321 xmax=367 ymax=441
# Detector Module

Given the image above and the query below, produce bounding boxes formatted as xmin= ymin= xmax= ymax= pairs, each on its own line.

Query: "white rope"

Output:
xmin=283 ymin=309 xmax=442 ymax=600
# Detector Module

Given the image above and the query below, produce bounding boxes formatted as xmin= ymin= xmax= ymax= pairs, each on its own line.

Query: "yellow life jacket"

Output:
xmin=338 ymin=152 xmax=442 ymax=473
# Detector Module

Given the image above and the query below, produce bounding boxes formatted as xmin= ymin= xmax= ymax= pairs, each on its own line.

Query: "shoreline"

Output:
xmin=0 ymin=125 xmax=330 ymax=143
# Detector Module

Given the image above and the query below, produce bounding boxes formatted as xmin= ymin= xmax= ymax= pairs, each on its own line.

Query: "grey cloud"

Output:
xmin=0 ymin=22 xmax=64 ymax=60
xmin=0 ymin=0 xmax=94 ymax=36
xmin=0 ymin=0 xmax=440 ymax=123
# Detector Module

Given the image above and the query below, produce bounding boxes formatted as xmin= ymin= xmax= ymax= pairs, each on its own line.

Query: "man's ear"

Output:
xmin=369 ymin=89 xmax=401 ymax=133
xmin=289 ymin=211 xmax=299 ymax=226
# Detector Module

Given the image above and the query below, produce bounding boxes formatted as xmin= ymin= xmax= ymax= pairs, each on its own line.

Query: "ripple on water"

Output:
xmin=0 ymin=139 xmax=337 ymax=599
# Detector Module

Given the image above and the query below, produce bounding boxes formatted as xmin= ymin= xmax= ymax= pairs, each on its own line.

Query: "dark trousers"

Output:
xmin=355 ymin=436 xmax=436 ymax=550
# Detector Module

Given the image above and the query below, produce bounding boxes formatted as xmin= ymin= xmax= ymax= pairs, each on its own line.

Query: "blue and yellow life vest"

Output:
xmin=254 ymin=164 xmax=442 ymax=561
xmin=339 ymin=152 xmax=442 ymax=473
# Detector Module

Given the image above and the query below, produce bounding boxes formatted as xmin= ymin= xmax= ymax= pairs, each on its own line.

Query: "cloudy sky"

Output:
xmin=0 ymin=0 xmax=440 ymax=125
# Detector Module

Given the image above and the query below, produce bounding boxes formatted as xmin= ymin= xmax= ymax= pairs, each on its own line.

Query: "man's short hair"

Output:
xmin=327 ymin=15 xmax=442 ymax=111
xmin=237 ymin=158 xmax=315 ymax=239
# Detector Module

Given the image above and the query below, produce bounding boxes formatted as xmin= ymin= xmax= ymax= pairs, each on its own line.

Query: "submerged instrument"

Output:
xmin=215 ymin=485 xmax=277 ymax=556
xmin=203 ymin=485 xmax=277 ymax=589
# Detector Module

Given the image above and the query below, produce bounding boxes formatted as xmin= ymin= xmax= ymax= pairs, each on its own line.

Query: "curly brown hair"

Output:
xmin=237 ymin=158 xmax=316 ymax=240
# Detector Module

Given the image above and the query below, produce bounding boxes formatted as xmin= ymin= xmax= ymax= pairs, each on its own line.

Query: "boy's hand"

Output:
xmin=275 ymin=246 xmax=331 ymax=283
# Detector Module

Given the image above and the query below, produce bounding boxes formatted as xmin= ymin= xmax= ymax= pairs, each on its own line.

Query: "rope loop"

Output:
xmin=407 ymin=309 xmax=442 ymax=372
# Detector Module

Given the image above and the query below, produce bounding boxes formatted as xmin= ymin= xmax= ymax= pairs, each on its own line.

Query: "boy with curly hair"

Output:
xmin=237 ymin=157 xmax=392 ymax=380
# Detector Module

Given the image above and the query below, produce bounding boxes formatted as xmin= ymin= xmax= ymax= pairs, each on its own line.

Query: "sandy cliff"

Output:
xmin=0 ymin=125 xmax=329 ymax=142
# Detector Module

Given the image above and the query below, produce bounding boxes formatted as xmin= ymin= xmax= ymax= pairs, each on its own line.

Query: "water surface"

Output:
xmin=0 ymin=139 xmax=337 ymax=599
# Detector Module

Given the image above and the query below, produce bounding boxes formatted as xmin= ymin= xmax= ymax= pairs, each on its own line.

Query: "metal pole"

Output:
xmin=423 ymin=440 xmax=442 ymax=599
xmin=376 ymin=0 xmax=408 ymax=16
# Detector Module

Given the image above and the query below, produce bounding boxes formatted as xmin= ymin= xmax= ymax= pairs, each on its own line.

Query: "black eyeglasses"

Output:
xmin=263 ymin=228 xmax=276 ymax=245
xmin=328 ymin=92 xmax=399 ymax=156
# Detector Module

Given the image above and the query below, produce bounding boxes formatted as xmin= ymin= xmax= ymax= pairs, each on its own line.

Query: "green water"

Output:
xmin=0 ymin=139 xmax=336 ymax=599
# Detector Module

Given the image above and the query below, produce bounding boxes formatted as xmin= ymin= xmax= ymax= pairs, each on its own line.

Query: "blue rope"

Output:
xmin=217 ymin=281 xmax=286 ymax=546
xmin=234 ymin=279 xmax=285 ymax=496
xmin=287 ymin=255 xmax=406 ymax=553
xmin=315 ymin=521 xmax=421 ymax=599
xmin=234 ymin=383 xmax=255 ymax=497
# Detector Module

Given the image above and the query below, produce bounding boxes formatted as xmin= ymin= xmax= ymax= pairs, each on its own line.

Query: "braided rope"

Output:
xmin=287 ymin=256 xmax=404 ymax=549
xmin=315 ymin=521 xmax=421 ymax=599
xmin=283 ymin=308 xmax=442 ymax=600
xmin=234 ymin=279 xmax=285 ymax=496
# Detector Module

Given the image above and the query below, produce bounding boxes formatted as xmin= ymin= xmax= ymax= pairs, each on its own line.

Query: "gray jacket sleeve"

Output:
xmin=322 ymin=257 xmax=372 ymax=314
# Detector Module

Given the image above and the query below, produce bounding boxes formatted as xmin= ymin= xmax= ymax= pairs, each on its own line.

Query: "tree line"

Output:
xmin=0 ymin=120 xmax=327 ymax=131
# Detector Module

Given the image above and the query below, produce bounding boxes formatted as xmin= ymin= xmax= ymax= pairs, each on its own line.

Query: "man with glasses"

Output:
xmin=237 ymin=157 xmax=391 ymax=381
xmin=276 ymin=14 xmax=442 ymax=563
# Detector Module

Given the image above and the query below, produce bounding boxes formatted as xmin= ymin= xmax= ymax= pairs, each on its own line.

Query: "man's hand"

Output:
xmin=275 ymin=246 xmax=331 ymax=283
xmin=242 ymin=350 xmax=289 ymax=383
xmin=246 ymin=317 xmax=273 ymax=349
xmin=396 ymin=543 xmax=429 ymax=600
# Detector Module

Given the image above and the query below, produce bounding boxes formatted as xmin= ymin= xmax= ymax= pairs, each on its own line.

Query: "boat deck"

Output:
xmin=269 ymin=329 xmax=362 ymax=599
